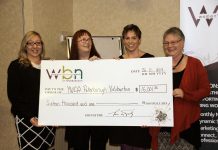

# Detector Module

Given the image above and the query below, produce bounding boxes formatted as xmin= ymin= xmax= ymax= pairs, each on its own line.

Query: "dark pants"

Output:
xmin=121 ymin=144 xmax=149 ymax=150
xmin=66 ymin=126 xmax=108 ymax=150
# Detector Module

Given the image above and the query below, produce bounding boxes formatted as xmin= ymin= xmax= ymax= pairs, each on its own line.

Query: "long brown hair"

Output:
xmin=69 ymin=29 xmax=100 ymax=60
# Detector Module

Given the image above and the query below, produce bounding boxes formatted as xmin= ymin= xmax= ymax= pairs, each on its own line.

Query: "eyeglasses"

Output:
xmin=163 ymin=39 xmax=182 ymax=46
xmin=77 ymin=38 xmax=91 ymax=43
xmin=26 ymin=41 xmax=42 ymax=47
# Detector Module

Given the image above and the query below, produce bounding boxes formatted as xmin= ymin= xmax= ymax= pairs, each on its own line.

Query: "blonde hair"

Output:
xmin=18 ymin=31 xmax=45 ymax=66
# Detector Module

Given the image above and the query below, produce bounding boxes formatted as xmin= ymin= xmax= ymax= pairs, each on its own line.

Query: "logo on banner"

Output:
xmin=188 ymin=5 xmax=218 ymax=27
xmin=46 ymin=66 xmax=83 ymax=81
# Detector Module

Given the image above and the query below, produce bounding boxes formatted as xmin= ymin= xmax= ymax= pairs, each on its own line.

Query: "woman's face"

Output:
xmin=77 ymin=34 xmax=92 ymax=53
xmin=163 ymin=34 xmax=184 ymax=57
xmin=26 ymin=35 xmax=42 ymax=59
xmin=123 ymin=31 xmax=141 ymax=52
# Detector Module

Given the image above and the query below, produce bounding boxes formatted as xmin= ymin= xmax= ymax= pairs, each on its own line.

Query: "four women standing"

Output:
xmin=7 ymin=26 xmax=210 ymax=150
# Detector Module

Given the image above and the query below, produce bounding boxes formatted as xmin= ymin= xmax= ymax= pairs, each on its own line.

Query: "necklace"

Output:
xmin=173 ymin=54 xmax=184 ymax=70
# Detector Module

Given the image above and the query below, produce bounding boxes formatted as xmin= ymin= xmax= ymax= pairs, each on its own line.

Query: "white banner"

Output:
xmin=180 ymin=1 xmax=218 ymax=149
xmin=180 ymin=0 xmax=218 ymax=66
xmin=38 ymin=58 xmax=173 ymax=126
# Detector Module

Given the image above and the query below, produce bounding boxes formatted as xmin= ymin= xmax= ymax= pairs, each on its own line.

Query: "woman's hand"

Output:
xmin=173 ymin=88 xmax=184 ymax=98
xmin=89 ymin=55 xmax=100 ymax=61
xmin=113 ymin=56 xmax=120 ymax=60
xmin=30 ymin=117 xmax=43 ymax=127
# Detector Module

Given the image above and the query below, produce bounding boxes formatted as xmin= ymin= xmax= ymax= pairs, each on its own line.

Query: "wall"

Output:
xmin=32 ymin=0 xmax=74 ymax=60
xmin=72 ymin=0 xmax=180 ymax=57
xmin=0 ymin=0 xmax=23 ymax=149
xmin=0 ymin=0 xmax=179 ymax=149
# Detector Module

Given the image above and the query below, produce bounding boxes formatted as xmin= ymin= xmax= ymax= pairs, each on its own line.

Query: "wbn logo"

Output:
xmin=46 ymin=66 xmax=83 ymax=80
xmin=188 ymin=5 xmax=218 ymax=27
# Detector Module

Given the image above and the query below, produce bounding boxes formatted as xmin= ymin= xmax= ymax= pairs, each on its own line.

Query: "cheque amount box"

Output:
xmin=139 ymin=84 xmax=167 ymax=93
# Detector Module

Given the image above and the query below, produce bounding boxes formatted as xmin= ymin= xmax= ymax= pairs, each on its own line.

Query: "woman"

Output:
xmin=109 ymin=24 xmax=154 ymax=150
xmin=7 ymin=31 xmax=56 ymax=150
xmin=65 ymin=29 xmax=108 ymax=150
xmin=151 ymin=27 xmax=210 ymax=150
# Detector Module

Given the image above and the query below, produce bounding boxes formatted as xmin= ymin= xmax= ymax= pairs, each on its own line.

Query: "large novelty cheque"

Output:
xmin=38 ymin=57 xmax=173 ymax=126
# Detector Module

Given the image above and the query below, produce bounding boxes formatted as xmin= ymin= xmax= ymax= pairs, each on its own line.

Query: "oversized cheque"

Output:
xmin=38 ymin=57 xmax=173 ymax=126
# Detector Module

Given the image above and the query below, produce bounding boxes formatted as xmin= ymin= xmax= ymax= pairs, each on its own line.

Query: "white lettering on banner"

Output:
xmin=181 ymin=1 xmax=218 ymax=147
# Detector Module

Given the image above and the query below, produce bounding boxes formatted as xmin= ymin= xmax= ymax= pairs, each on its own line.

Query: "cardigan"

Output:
xmin=150 ymin=56 xmax=211 ymax=150
xmin=7 ymin=59 xmax=41 ymax=121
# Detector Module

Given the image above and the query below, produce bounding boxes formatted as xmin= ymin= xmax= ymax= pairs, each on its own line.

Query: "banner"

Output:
xmin=180 ymin=1 xmax=218 ymax=150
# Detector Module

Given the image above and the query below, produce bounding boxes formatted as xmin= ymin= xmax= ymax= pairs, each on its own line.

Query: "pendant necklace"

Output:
xmin=173 ymin=54 xmax=184 ymax=70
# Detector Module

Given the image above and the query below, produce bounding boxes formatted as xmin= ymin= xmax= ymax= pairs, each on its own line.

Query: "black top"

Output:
xmin=109 ymin=52 xmax=154 ymax=148
xmin=119 ymin=53 xmax=154 ymax=59
xmin=173 ymin=70 xmax=184 ymax=89
xmin=7 ymin=59 xmax=40 ymax=120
